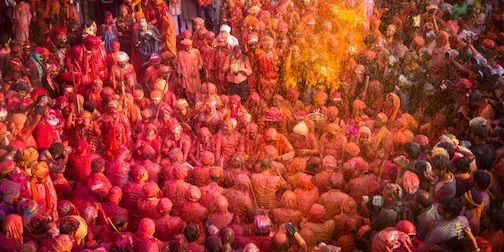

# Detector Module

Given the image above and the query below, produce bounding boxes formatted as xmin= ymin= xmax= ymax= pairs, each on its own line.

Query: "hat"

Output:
xmin=293 ymin=121 xmax=309 ymax=136
xmin=313 ymin=91 xmax=328 ymax=102
xmin=114 ymin=51 xmax=129 ymax=62
xmin=158 ymin=198 xmax=173 ymax=212
xmin=133 ymin=89 xmax=144 ymax=99
xmin=185 ymin=186 xmax=201 ymax=201
xmin=199 ymin=151 xmax=215 ymax=165
xmin=395 ymin=220 xmax=416 ymax=236
xmin=107 ymin=186 xmax=123 ymax=203
xmin=209 ymin=166 xmax=223 ymax=178
xmin=175 ymin=99 xmax=189 ymax=110
xmin=253 ymin=215 xmax=272 ymax=234
xmin=220 ymin=24 xmax=231 ymax=33
xmin=142 ymin=181 xmax=160 ymax=198
xmin=180 ymin=38 xmax=193 ymax=47
xmin=150 ymin=90 xmax=162 ymax=100
xmin=0 ymin=180 xmax=20 ymax=202
xmin=352 ymin=99 xmax=367 ymax=109
xmin=345 ymin=142 xmax=360 ymax=157
xmin=0 ymin=160 xmax=16 ymax=176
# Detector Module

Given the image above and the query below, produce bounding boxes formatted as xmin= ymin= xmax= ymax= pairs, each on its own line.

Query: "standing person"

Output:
xmin=100 ymin=11 xmax=119 ymax=53
xmin=12 ymin=0 xmax=32 ymax=43
xmin=177 ymin=38 xmax=202 ymax=106
xmin=223 ymin=45 xmax=252 ymax=102
xmin=134 ymin=18 xmax=161 ymax=65
xmin=116 ymin=5 xmax=134 ymax=55
xmin=169 ymin=0 xmax=182 ymax=35
xmin=196 ymin=0 xmax=215 ymax=30
xmin=181 ymin=0 xmax=199 ymax=32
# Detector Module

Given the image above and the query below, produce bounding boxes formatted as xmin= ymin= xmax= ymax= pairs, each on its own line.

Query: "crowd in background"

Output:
xmin=0 ymin=0 xmax=504 ymax=251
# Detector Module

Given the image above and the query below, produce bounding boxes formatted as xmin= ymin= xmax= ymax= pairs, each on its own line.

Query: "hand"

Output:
xmin=423 ymin=171 xmax=436 ymax=183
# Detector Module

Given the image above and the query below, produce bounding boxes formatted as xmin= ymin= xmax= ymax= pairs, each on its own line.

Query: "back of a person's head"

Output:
xmin=219 ymin=227 xmax=235 ymax=244
xmin=473 ymin=170 xmax=491 ymax=190
xmin=431 ymin=155 xmax=451 ymax=172
xmin=91 ymin=157 xmax=106 ymax=173
xmin=260 ymin=158 xmax=272 ymax=171
xmin=49 ymin=142 xmax=65 ymax=158
xmin=204 ymin=235 xmax=222 ymax=252
xmin=184 ymin=223 xmax=199 ymax=243
xmin=404 ymin=141 xmax=421 ymax=160
xmin=439 ymin=197 xmax=463 ymax=217
xmin=437 ymin=142 xmax=455 ymax=160
xmin=169 ymin=234 xmax=189 ymax=252
xmin=488 ymin=209 xmax=504 ymax=231
xmin=470 ymin=125 xmax=488 ymax=140
xmin=452 ymin=157 xmax=470 ymax=174
xmin=414 ymin=189 xmax=433 ymax=209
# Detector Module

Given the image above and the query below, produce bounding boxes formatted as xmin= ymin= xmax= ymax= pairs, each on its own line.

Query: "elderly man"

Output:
xmin=178 ymin=38 xmax=202 ymax=106
xmin=251 ymin=158 xmax=287 ymax=209
xmin=215 ymin=118 xmax=244 ymax=166
xmin=110 ymin=51 xmax=136 ymax=94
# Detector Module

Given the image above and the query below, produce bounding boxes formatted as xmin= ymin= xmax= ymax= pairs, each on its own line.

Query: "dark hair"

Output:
xmin=439 ymin=197 xmax=463 ymax=217
xmin=59 ymin=217 xmax=80 ymax=235
xmin=184 ymin=223 xmax=199 ymax=242
xmin=49 ymin=142 xmax=65 ymax=158
xmin=437 ymin=142 xmax=455 ymax=160
xmin=261 ymin=158 xmax=272 ymax=170
xmin=488 ymin=210 xmax=504 ymax=231
xmin=91 ymin=158 xmax=106 ymax=173
xmin=9 ymin=39 xmax=21 ymax=48
xmin=473 ymin=170 xmax=491 ymax=190
xmin=414 ymin=190 xmax=433 ymax=208
xmin=204 ymin=235 xmax=222 ymax=252
xmin=470 ymin=125 xmax=488 ymax=139
xmin=169 ymin=234 xmax=189 ymax=252
xmin=404 ymin=142 xmax=421 ymax=160
xmin=431 ymin=155 xmax=451 ymax=172
xmin=219 ymin=227 xmax=235 ymax=244
xmin=83 ymin=102 xmax=95 ymax=113
xmin=452 ymin=157 xmax=470 ymax=173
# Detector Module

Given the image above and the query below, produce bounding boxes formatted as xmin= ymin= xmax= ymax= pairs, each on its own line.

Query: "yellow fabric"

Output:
xmin=464 ymin=190 xmax=484 ymax=217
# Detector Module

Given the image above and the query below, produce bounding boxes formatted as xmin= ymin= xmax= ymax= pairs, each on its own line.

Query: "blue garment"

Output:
xmin=101 ymin=24 xmax=119 ymax=53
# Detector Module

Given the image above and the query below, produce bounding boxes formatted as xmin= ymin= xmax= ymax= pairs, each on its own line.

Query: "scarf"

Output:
xmin=464 ymin=190 xmax=484 ymax=217
xmin=29 ymin=55 xmax=44 ymax=81
xmin=31 ymin=179 xmax=53 ymax=216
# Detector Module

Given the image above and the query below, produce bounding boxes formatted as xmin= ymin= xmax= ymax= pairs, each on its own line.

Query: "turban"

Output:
xmin=215 ymin=195 xmax=229 ymax=213
xmin=263 ymin=107 xmax=283 ymax=122
xmin=377 ymin=113 xmax=388 ymax=124
xmin=323 ymin=156 xmax=337 ymax=170
xmin=464 ymin=188 xmax=483 ymax=217
xmin=482 ymin=39 xmax=495 ymax=49
xmin=200 ymin=151 xmax=215 ymax=165
xmin=264 ymin=145 xmax=278 ymax=158
xmin=402 ymin=171 xmax=420 ymax=195
xmin=0 ymin=180 xmax=20 ymax=202
xmin=150 ymin=53 xmax=160 ymax=63
xmin=150 ymin=90 xmax=162 ymax=100
xmin=154 ymin=79 xmax=167 ymax=92
xmin=175 ymin=99 xmax=189 ymax=110
xmin=307 ymin=204 xmax=326 ymax=223
xmin=12 ymin=113 xmax=27 ymax=126
xmin=51 ymin=234 xmax=74 ymax=251
xmin=142 ymin=181 xmax=160 ymax=198
xmin=293 ymin=121 xmax=309 ymax=136
xmin=289 ymin=157 xmax=307 ymax=173
xmin=114 ymin=51 xmax=129 ymax=62
xmin=133 ymin=89 xmax=144 ymax=100
xmin=345 ymin=142 xmax=360 ymax=157
xmin=358 ymin=126 xmax=371 ymax=136
xmin=457 ymin=78 xmax=472 ymax=89
xmin=0 ymin=160 xmax=16 ymax=177
xmin=185 ymin=186 xmax=201 ymax=201
xmin=253 ymin=215 xmax=272 ymax=234
xmin=395 ymin=220 xmax=416 ymax=236
xmin=264 ymin=128 xmax=279 ymax=141
xmin=32 ymin=161 xmax=50 ymax=179
xmin=329 ymin=172 xmax=345 ymax=189
xmin=244 ymin=243 xmax=260 ymax=252
xmin=298 ymin=173 xmax=313 ymax=190
xmin=158 ymin=198 xmax=173 ymax=213
xmin=132 ymin=167 xmax=149 ymax=182
xmin=209 ymin=166 xmax=223 ymax=178
xmin=83 ymin=35 xmax=101 ymax=50
xmin=136 ymin=218 xmax=156 ymax=240
xmin=413 ymin=134 xmax=429 ymax=146
xmin=248 ymin=33 xmax=259 ymax=43
xmin=107 ymin=186 xmax=122 ymax=203
xmin=0 ymin=107 xmax=7 ymax=117
xmin=412 ymin=36 xmax=425 ymax=47
xmin=100 ymin=87 xmax=115 ymax=98
xmin=325 ymin=123 xmax=340 ymax=135
xmin=352 ymin=99 xmax=366 ymax=109
xmin=313 ymin=91 xmax=328 ymax=102
xmin=180 ymin=38 xmax=193 ymax=48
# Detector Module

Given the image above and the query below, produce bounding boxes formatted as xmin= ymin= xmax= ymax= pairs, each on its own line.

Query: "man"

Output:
xmin=177 ymin=38 xmax=202 ymax=106
xmin=423 ymin=197 xmax=469 ymax=250
xmin=134 ymin=18 xmax=161 ymax=64
xmin=213 ymin=34 xmax=232 ymax=91
xmin=223 ymin=45 xmax=252 ymax=102
xmin=154 ymin=198 xmax=186 ymax=242
xmin=110 ymin=51 xmax=136 ymax=94
xmin=251 ymin=158 xmax=287 ymax=209
xmin=215 ymin=118 xmax=244 ymax=166
xmin=143 ymin=54 xmax=162 ymax=92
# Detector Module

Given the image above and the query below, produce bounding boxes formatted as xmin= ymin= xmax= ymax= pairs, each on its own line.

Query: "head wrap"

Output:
xmin=464 ymin=188 xmax=484 ymax=217
xmin=150 ymin=53 xmax=160 ymax=63
xmin=199 ymin=151 xmax=215 ymax=165
xmin=325 ymin=123 xmax=340 ymax=135
xmin=83 ymin=35 xmax=101 ymax=50
xmin=432 ymin=147 xmax=449 ymax=158
xmin=0 ymin=180 xmax=20 ymax=203
xmin=323 ymin=156 xmax=337 ymax=170
xmin=114 ymin=51 xmax=129 ymax=62
xmin=185 ymin=186 xmax=201 ymax=201
xmin=345 ymin=142 xmax=360 ymax=157
xmin=413 ymin=134 xmax=429 ymax=146
xmin=289 ymin=157 xmax=307 ymax=174
xmin=402 ymin=171 xmax=420 ymax=195
xmin=175 ymin=99 xmax=189 ymax=110
xmin=142 ymin=181 xmax=160 ymax=198
xmin=313 ymin=91 xmax=328 ymax=102
xmin=253 ymin=215 xmax=271 ymax=234
xmin=132 ymin=167 xmax=149 ymax=182
xmin=107 ymin=186 xmax=122 ymax=203
xmin=352 ymin=99 xmax=367 ymax=109
xmin=307 ymin=204 xmax=326 ymax=223
xmin=395 ymin=220 xmax=416 ymax=236
xmin=136 ymin=218 xmax=156 ymax=240
xmin=0 ymin=160 xmax=16 ymax=177
xmin=293 ymin=121 xmax=309 ymax=136
xmin=158 ymin=198 xmax=173 ymax=213
xmin=358 ymin=126 xmax=371 ymax=136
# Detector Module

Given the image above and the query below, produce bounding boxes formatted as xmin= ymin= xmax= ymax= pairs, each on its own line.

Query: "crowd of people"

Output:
xmin=0 ymin=0 xmax=504 ymax=251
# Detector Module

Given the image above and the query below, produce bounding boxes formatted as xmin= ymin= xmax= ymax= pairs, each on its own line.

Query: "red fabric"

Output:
xmin=32 ymin=120 xmax=58 ymax=149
